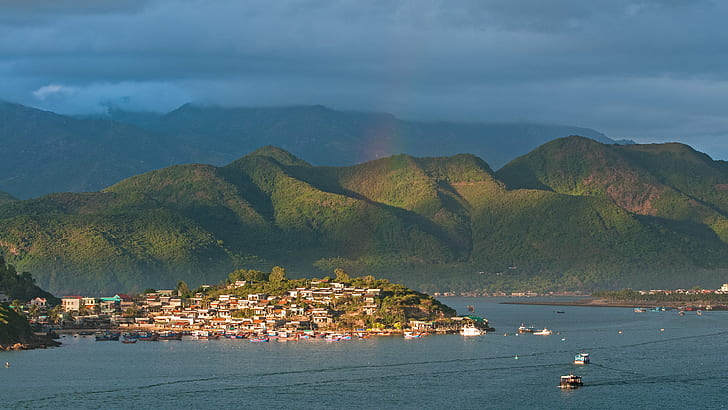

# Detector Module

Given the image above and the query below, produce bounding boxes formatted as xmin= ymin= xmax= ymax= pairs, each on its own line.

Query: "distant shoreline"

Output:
xmin=501 ymin=297 xmax=722 ymax=309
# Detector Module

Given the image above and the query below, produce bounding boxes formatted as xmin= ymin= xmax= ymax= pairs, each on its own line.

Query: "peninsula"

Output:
xmin=17 ymin=267 xmax=492 ymax=340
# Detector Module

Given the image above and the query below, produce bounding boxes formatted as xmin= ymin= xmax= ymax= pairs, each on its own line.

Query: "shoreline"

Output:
xmin=501 ymin=297 xmax=725 ymax=309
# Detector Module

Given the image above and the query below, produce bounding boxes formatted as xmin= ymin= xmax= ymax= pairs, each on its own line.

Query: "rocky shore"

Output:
xmin=0 ymin=333 xmax=62 ymax=351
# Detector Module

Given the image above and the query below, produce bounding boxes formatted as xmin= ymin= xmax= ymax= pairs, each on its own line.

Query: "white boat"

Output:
xmin=573 ymin=352 xmax=590 ymax=364
xmin=460 ymin=324 xmax=484 ymax=336
xmin=533 ymin=328 xmax=552 ymax=335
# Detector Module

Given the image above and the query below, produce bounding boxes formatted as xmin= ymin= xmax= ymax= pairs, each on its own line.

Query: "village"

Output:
xmin=4 ymin=274 xmax=487 ymax=340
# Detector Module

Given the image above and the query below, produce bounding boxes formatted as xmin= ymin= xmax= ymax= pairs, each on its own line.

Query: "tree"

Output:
xmin=228 ymin=269 xmax=268 ymax=283
xmin=48 ymin=305 xmax=63 ymax=324
xmin=176 ymin=281 xmax=191 ymax=298
xmin=269 ymin=266 xmax=286 ymax=282
xmin=27 ymin=304 xmax=40 ymax=318
xmin=10 ymin=299 xmax=22 ymax=313
xmin=334 ymin=269 xmax=351 ymax=283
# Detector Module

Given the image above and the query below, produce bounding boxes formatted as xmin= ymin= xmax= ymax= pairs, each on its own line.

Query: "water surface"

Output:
xmin=3 ymin=297 xmax=725 ymax=409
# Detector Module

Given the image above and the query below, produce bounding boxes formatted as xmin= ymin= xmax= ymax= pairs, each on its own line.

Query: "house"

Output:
xmin=82 ymin=297 xmax=98 ymax=310
xmin=61 ymin=296 xmax=83 ymax=312
xmin=29 ymin=297 xmax=47 ymax=307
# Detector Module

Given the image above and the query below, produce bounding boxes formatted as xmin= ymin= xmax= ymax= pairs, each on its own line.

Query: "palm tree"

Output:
xmin=48 ymin=305 xmax=63 ymax=324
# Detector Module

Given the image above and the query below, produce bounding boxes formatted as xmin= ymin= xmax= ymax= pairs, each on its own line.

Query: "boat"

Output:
xmin=136 ymin=331 xmax=159 ymax=341
xmin=573 ymin=352 xmax=590 ymax=365
xmin=559 ymin=374 xmax=583 ymax=389
xmin=249 ymin=336 xmax=269 ymax=343
xmin=460 ymin=324 xmax=484 ymax=336
xmin=678 ymin=311 xmax=685 ymax=316
xmin=696 ymin=310 xmax=703 ymax=316
xmin=517 ymin=324 xmax=536 ymax=333
xmin=158 ymin=331 xmax=182 ymax=341
xmin=95 ymin=331 xmax=120 ymax=341
xmin=404 ymin=331 xmax=423 ymax=339
xmin=121 ymin=337 xmax=137 ymax=344
xmin=192 ymin=330 xmax=219 ymax=340
xmin=325 ymin=333 xmax=342 ymax=342
xmin=634 ymin=308 xmax=647 ymax=313
xmin=533 ymin=328 xmax=552 ymax=336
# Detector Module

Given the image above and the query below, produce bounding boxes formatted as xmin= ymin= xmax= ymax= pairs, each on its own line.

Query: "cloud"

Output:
xmin=32 ymin=84 xmax=76 ymax=101
xmin=1 ymin=0 xmax=728 ymax=158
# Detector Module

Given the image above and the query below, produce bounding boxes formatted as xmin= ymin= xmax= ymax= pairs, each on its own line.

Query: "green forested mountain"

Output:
xmin=0 ymin=138 xmax=726 ymax=295
xmin=0 ymin=101 xmax=619 ymax=199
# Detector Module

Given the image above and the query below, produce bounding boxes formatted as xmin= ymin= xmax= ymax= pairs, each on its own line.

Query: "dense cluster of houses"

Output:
xmin=638 ymin=284 xmax=728 ymax=296
xmin=58 ymin=280 xmax=385 ymax=332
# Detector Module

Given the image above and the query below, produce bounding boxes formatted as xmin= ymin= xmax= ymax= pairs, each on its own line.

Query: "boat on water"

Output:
xmin=192 ymin=330 xmax=219 ymax=340
xmin=696 ymin=310 xmax=703 ymax=316
xmin=533 ymin=328 xmax=552 ymax=336
xmin=574 ymin=352 xmax=590 ymax=365
xmin=158 ymin=331 xmax=182 ymax=341
xmin=249 ymin=336 xmax=269 ymax=343
xmin=95 ymin=331 xmax=120 ymax=341
xmin=460 ymin=324 xmax=484 ymax=336
xmin=136 ymin=331 xmax=159 ymax=341
xmin=518 ymin=324 xmax=537 ymax=333
xmin=121 ymin=337 xmax=137 ymax=344
xmin=634 ymin=308 xmax=647 ymax=313
xmin=325 ymin=333 xmax=342 ymax=342
xmin=404 ymin=332 xmax=423 ymax=339
xmin=559 ymin=374 xmax=583 ymax=389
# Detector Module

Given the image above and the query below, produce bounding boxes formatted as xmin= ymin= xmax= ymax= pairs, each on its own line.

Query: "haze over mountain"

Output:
xmin=0 ymin=137 xmax=726 ymax=296
xmin=0 ymin=100 xmax=624 ymax=199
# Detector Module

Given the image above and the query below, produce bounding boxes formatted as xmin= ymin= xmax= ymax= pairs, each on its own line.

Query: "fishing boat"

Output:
xmin=192 ymin=330 xmax=219 ymax=340
xmin=634 ymin=308 xmax=647 ymax=313
xmin=517 ymin=324 xmax=537 ymax=333
xmin=559 ymin=374 xmax=583 ymax=389
xmin=533 ymin=328 xmax=552 ymax=336
xmin=460 ymin=324 xmax=484 ymax=336
xmin=158 ymin=331 xmax=182 ymax=341
xmin=573 ymin=352 xmax=590 ymax=365
xmin=121 ymin=337 xmax=137 ymax=344
xmin=95 ymin=332 xmax=111 ymax=341
xmin=136 ymin=331 xmax=159 ymax=341
xmin=249 ymin=335 xmax=269 ymax=343
xmin=404 ymin=331 xmax=423 ymax=339
xmin=325 ymin=333 xmax=342 ymax=342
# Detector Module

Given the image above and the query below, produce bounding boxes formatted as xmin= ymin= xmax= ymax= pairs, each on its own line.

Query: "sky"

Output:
xmin=2 ymin=0 xmax=728 ymax=159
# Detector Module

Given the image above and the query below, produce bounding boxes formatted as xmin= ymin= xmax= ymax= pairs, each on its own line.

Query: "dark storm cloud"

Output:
xmin=1 ymin=0 xmax=727 ymax=158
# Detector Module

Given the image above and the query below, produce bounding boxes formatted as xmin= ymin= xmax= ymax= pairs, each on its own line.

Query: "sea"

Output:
xmin=2 ymin=297 xmax=726 ymax=409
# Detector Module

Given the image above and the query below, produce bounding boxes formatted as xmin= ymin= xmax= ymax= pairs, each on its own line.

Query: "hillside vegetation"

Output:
xmin=0 ymin=138 xmax=726 ymax=295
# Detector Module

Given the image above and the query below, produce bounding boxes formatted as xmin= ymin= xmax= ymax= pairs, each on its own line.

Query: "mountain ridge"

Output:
xmin=0 ymin=100 xmax=624 ymax=198
xmin=0 ymin=138 xmax=726 ymax=295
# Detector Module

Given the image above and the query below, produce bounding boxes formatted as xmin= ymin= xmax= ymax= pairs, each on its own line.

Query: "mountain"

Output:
xmin=108 ymin=103 xmax=620 ymax=169
xmin=0 ymin=139 xmax=726 ymax=296
xmin=0 ymin=101 xmax=185 ymax=199
xmin=0 ymin=100 xmax=620 ymax=198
